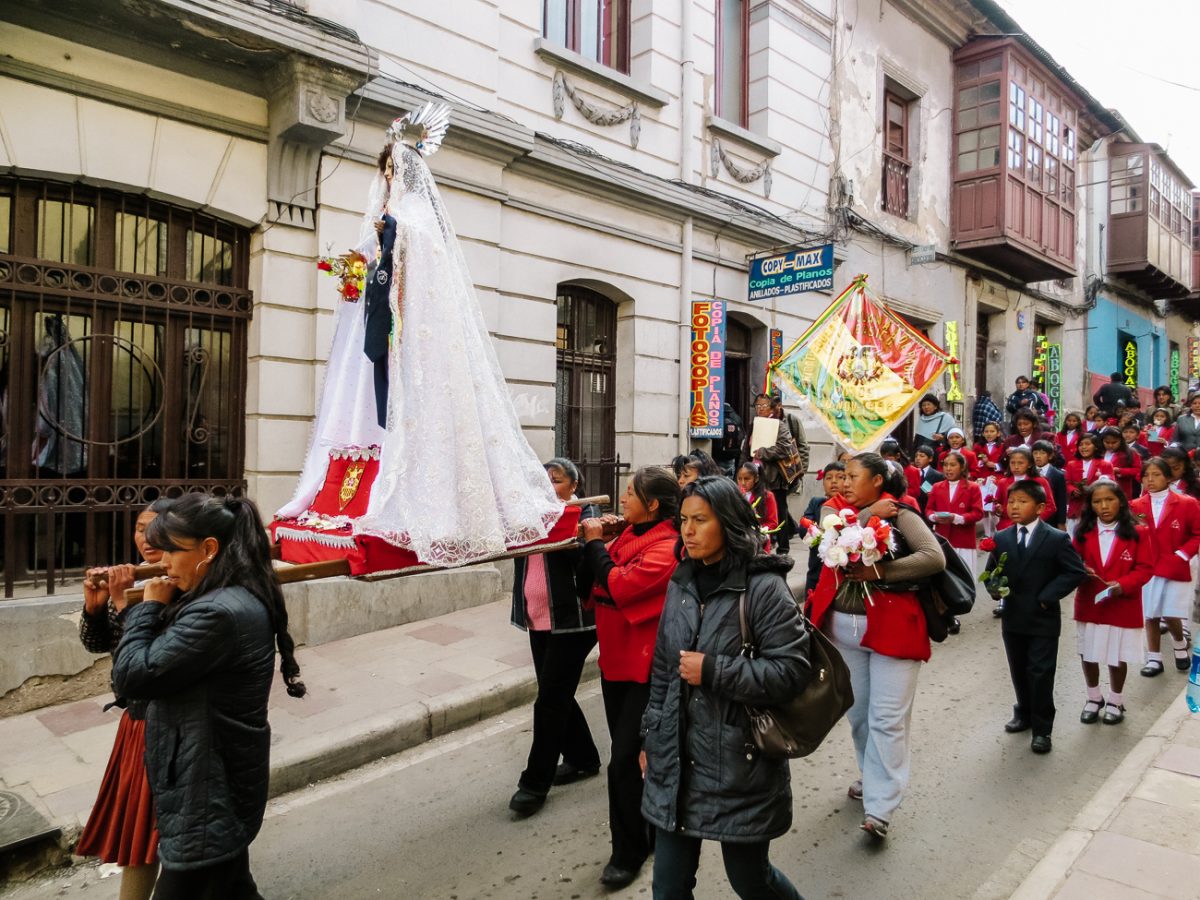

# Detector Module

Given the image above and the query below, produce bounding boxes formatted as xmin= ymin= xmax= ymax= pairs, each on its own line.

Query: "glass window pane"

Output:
xmin=115 ymin=212 xmax=167 ymax=276
xmin=37 ymin=200 xmax=93 ymax=265
xmin=0 ymin=194 xmax=9 ymax=254
xmin=959 ymin=86 xmax=979 ymax=108
xmin=958 ymin=107 xmax=978 ymax=130
xmin=979 ymin=125 xmax=1000 ymax=148
xmin=544 ymin=0 xmax=568 ymax=44
xmin=186 ymin=230 xmax=233 ymax=286
xmin=980 ymin=56 xmax=1002 ymax=76
xmin=33 ymin=311 xmax=91 ymax=474
xmin=958 ymin=131 xmax=979 ymax=152
xmin=958 ymin=151 xmax=979 ymax=173
xmin=580 ymin=0 xmax=600 ymax=60
xmin=980 ymin=80 xmax=1001 ymax=101
xmin=718 ymin=0 xmax=746 ymax=124
xmin=982 ymin=148 xmax=1000 ymax=168
xmin=980 ymin=101 xmax=1000 ymax=124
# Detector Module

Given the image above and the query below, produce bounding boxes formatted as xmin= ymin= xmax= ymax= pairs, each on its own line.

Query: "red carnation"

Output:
xmin=979 ymin=537 xmax=996 ymax=552
xmin=317 ymin=259 xmax=333 ymax=272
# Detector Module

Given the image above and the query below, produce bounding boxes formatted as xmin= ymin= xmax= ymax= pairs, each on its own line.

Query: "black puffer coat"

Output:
xmin=641 ymin=555 xmax=810 ymax=842
xmin=112 ymin=587 xmax=276 ymax=870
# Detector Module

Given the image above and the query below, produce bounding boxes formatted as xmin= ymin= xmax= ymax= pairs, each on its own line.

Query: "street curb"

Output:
xmin=1008 ymin=684 xmax=1192 ymax=900
xmin=266 ymin=658 xmax=601 ymax=798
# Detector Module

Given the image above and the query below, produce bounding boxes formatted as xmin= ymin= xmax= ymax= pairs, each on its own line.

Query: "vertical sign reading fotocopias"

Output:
xmin=689 ymin=301 xmax=726 ymax=438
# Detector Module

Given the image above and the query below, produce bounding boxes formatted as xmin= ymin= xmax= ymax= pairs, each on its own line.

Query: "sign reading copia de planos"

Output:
xmin=689 ymin=301 xmax=725 ymax=439
xmin=747 ymin=244 xmax=834 ymax=300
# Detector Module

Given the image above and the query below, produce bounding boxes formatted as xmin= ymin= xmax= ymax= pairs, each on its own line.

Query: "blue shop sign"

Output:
xmin=747 ymin=244 xmax=834 ymax=300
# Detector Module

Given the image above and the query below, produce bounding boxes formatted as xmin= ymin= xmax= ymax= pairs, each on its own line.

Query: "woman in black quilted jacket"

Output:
xmin=641 ymin=476 xmax=810 ymax=900
xmin=113 ymin=494 xmax=305 ymax=899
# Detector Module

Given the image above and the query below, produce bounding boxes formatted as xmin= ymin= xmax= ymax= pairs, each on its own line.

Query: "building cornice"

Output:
xmin=532 ymin=38 xmax=671 ymax=108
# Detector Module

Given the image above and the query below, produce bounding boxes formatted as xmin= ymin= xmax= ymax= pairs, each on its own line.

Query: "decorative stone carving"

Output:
xmin=552 ymin=70 xmax=641 ymax=149
xmin=265 ymin=56 xmax=361 ymax=228
xmin=710 ymin=138 xmax=773 ymax=198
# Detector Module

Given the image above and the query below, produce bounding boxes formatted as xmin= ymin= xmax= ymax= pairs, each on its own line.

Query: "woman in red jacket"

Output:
xmin=810 ymin=454 xmax=945 ymax=840
xmin=579 ymin=467 xmax=681 ymax=888
xmin=1004 ymin=409 xmax=1054 ymax=451
xmin=1064 ymin=434 xmax=1114 ymax=538
xmin=926 ymin=452 xmax=984 ymax=574
xmin=993 ymin=448 xmax=1056 ymax=531
xmin=1143 ymin=408 xmax=1175 ymax=456
xmin=1072 ymin=480 xmax=1154 ymax=725
xmin=1099 ymin=427 xmax=1141 ymax=499
xmin=1130 ymin=459 xmax=1200 ymax=677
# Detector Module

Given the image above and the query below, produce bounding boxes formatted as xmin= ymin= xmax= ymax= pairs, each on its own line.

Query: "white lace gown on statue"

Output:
xmin=278 ymin=145 xmax=562 ymax=567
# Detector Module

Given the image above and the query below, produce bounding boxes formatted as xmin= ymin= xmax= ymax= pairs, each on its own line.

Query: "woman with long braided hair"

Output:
xmin=113 ymin=493 xmax=304 ymax=898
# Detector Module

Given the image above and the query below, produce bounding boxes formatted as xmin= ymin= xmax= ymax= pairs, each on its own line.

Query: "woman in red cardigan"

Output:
xmin=810 ymin=454 xmax=945 ymax=839
xmin=1072 ymin=481 xmax=1154 ymax=725
xmin=579 ymin=467 xmax=680 ymax=888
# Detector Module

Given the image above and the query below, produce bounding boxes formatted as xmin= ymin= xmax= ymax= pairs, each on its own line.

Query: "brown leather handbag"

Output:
xmin=738 ymin=592 xmax=854 ymax=759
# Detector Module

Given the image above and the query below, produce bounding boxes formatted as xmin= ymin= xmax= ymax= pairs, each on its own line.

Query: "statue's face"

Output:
xmin=384 ymin=156 xmax=395 ymax=186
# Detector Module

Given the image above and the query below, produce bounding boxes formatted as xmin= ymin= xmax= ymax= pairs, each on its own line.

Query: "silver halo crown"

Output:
xmin=385 ymin=102 xmax=451 ymax=158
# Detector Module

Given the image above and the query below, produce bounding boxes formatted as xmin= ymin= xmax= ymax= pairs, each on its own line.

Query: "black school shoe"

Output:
xmin=508 ymin=787 xmax=547 ymax=817
xmin=1101 ymin=703 xmax=1125 ymax=725
xmin=1140 ymin=660 xmax=1165 ymax=677
xmin=1080 ymin=698 xmax=1103 ymax=724
xmin=1175 ymin=647 xmax=1191 ymax=671
xmin=553 ymin=762 xmax=600 ymax=785
xmin=1031 ymin=735 xmax=1052 ymax=754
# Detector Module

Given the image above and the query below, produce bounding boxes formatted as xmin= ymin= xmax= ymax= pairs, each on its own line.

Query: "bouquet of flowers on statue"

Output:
xmin=798 ymin=509 xmax=896 ymax=605
xmin=978 ymin=538 xmax=1010 ymax=601
xmin=317 ymin=252 xmax=368 ymax=302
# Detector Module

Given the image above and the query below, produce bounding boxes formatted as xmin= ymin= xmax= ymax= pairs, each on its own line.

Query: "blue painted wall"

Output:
xmin=1086 ymin=296 xmax=1166 ymax=388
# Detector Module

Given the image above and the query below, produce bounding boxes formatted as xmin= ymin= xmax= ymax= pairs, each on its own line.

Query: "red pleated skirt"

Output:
xmin=75 ymin=710 xmax=159 ymax=866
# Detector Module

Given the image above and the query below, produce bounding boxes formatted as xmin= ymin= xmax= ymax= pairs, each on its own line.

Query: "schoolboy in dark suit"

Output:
xmin=985 ymin=480 xmax=1087 ymax=754
xmin=912 ymin=445 xmax=945 ymax=514
xmin=1031 ymin=440 xmax=1068 ymax=529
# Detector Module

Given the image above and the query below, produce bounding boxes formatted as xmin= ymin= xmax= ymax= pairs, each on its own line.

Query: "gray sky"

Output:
xmin=996 ymin=0 xmax=1200 ymax=186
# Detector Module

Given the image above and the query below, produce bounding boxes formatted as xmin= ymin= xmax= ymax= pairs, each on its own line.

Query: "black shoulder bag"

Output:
xmin=738 ymin=592 xmax=853 ymax=759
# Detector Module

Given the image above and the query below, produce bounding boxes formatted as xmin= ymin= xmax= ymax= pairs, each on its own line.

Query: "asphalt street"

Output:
xmin=2 ymin=610 xmax=1188 ymax=900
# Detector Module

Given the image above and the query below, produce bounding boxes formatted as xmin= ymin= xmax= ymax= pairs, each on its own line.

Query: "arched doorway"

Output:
xmin=0 ymin=176 xmax=251 ymax=595
xmin=555 ymin=285 xmax=619 ymax=503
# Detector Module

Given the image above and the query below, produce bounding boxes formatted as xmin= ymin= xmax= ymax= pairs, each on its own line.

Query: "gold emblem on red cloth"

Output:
xmin=339 ymin=462 xmax=366 ymax=511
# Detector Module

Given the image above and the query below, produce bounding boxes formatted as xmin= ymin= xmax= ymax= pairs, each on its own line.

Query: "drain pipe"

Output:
xmin=677 ymin=0 xmax=696 ymax=453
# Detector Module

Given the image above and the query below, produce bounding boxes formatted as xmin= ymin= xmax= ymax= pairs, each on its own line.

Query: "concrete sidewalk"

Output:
xmin=1010 ymin=685 xmax=1199 ymax=900
xmin=0 ymin=599 xmax=586 ymax=855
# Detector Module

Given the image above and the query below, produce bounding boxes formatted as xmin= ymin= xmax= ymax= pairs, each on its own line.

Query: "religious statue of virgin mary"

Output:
xmin=276 ymin=104 xmax=562 ymax=569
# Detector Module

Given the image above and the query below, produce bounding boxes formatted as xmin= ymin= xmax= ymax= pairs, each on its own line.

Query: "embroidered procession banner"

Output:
xmin=688 ymin=301 xmax=726 ymax=439
xmin=765 ymin=275 xmax=953 ymax=451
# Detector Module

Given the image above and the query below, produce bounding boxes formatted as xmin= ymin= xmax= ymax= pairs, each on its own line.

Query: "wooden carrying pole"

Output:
xmin=117 ymin=496 xmax=619 ymax=601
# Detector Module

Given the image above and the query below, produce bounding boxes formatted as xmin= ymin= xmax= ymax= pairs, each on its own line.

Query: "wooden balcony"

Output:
xmin=950 ymin=39 xmax=1081 ymax=283
xmin=1107 ymin=143 xmax=1195 ymax=300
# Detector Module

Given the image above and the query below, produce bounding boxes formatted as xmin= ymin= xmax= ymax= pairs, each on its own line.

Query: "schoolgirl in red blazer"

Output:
xmin=993 ymin=447 xmax=1056 ymax=531
xmin=1064 ymin=434 xmax=1114 ymax=529
xmin=926 ymin=452 xmax=984 ymax=550
xmin=1130 ymin=460 xmax=1200 ymax=677
xmin=1143 ymin=408 xmax=1175 ymax=456
xmin=880 ymin=439 xmax=921 ymax=498
xmin=737 ymin=461 xmax=778 ymax=552
xmin=973 ymin=422 xmax=1006 ymax=481
xmin=1056 ymin=412 xmax=1086 ymax=460
xmin=1004 ymin=410 xmax=1054 ymax=451
xmin=579 ymin=468 xmax=680 ymax=875
xmin=1099 ymin=427 xmax=1141 ymax=499
xmin=1072 ymin=480 xmax=1155 ymax=724
xmin=938 ymin=428 xmax=978 ymax=475
xmin=1161 ymin=447 xmax=1200 ymax=500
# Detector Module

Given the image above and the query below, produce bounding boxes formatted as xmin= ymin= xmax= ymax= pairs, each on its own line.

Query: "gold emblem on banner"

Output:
xmin=339 ymin=462 xmax=366 ymax=511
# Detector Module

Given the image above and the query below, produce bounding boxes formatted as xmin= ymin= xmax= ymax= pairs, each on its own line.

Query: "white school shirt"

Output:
xmin=1149 ymin=489 xmax=1170 ymax=526
xmin=1097 ymin=521 xmax=1118 ymax=566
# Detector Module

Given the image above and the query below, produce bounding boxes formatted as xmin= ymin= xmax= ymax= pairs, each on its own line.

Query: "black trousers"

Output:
xmin=601 ymin=677 xmax=653 ymax=870
xmin=770 ymin=489 xmax=794 ymax=552
xmin=153 ymin=850 xmax=262 ymax=900
xmin=1002 ymin=630 xmax=1059 ymax=737
xmin=518 ymin=629 xmax=601 ymax=794
xmin=652 ymin=828 xmax=804 ymax=900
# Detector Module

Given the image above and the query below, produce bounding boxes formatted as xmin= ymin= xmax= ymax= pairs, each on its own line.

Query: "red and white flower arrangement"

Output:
xmin=799 ymin=509 xmax=896 ymax=604
xmin=317 ymin=253 xmax=368 ymax=302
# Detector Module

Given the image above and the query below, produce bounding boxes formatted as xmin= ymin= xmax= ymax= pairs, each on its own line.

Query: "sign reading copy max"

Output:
xmin=689 ymin=301 xmax=726 ymax=439
xmin=748 ymin=244 xmax=834 ymax=300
